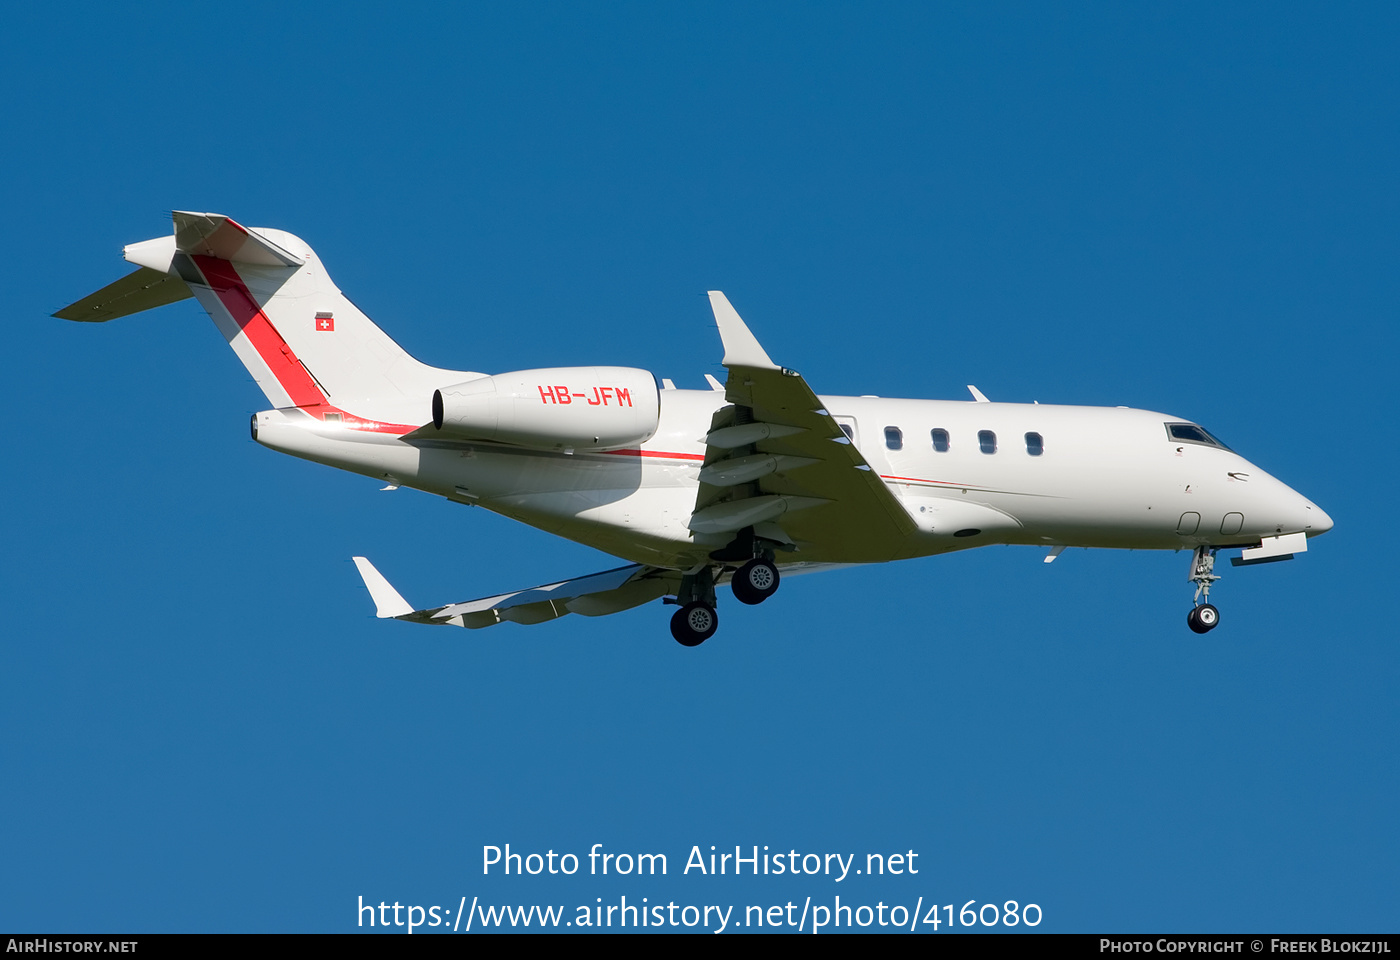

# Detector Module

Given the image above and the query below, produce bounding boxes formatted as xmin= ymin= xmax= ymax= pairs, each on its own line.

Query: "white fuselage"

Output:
xmin=252 ymin=386 xmax=1330 ymax=569
xmin=57 ymin=215 xmax=1333 ymax=638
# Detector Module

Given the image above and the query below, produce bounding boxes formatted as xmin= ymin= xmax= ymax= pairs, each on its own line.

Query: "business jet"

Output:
xmin=56 ymin=212 xmax=1333 ymax=645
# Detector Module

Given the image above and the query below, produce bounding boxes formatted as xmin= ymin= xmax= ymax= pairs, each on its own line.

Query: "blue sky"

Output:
xmin=3 ymin=2 xmax=1396 ymax=933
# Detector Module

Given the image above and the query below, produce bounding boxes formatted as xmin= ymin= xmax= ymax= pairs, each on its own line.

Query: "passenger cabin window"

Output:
xmin=839 ymin=423 xmax=854 ymax=441
xmin=884 ymin=426 xmax=903 ymax=450
xmin=1165 ymin=423 xmax=1232 ymax=451
xmin=978 ymin=430 xmax=997 ymax=454
xmin=930 ymin=428 xmax=949 ymax=452
xmin=1025 ymin=432 xmax=1044 ymax=456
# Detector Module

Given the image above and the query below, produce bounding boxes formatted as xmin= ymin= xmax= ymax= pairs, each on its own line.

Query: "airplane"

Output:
xmin=56 ymin=211 xmax=1334 ymax=645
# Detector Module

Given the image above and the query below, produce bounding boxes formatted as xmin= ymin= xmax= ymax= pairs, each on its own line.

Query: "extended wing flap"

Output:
xmin=352 ymin=558 xmax=673 ymax=629
xmin=694 ymin=293 xmax=916 ymax=562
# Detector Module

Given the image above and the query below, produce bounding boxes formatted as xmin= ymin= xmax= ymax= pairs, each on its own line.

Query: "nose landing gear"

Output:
xmin=1187 ymin=602 xmax=1220 ymax=634
xmin=1187 ymin=545 xmax=1222 ymax=634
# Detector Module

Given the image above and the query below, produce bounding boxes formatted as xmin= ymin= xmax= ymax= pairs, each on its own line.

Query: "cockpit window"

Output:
xmin=1165 ymin=423 xmax=1232 ymax=451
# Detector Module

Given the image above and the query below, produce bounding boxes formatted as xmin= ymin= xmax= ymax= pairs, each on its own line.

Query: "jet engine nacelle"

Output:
xmin=433 ymin=367 xmax=660 ymax=452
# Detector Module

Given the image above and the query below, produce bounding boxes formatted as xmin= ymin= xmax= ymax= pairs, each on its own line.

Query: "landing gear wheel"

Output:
xmin=731 ymin=559 xmax=780 ymax=606
xmin=671 ymin=602 xmax=718 ymax=646
xmin=1187 ymin=603 xmax=1220 ymax=634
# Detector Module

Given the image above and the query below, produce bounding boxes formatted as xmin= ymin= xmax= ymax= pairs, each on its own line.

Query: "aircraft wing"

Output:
xmin=692 ymin=292 xmax=916 ymax=563
xmin=352 ymin=557 xmax=674 ymax=629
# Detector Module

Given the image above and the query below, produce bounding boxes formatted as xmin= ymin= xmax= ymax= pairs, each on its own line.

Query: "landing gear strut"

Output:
xmin=1186 ymin=545 xmax=1221 ymax=634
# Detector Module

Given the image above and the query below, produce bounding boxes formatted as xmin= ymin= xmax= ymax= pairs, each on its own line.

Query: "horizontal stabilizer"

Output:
xmin=55 ymin=210 xmax=302 ymax=323
xmin=351 ymin=558 xmax=674 ymax=629
xmin=53 ymin=267 xmax=192 ymax=322
xmin=172 ymin=211 xmax=304 ymax=266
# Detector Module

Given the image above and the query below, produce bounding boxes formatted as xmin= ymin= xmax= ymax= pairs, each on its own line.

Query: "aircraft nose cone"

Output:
xmin=1308 ymin=503 xmax=1334 ymax=536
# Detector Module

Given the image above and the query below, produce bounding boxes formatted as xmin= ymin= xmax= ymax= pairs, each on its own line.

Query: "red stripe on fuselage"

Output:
xmin=601 ymin=449 xmax=706 ymax=461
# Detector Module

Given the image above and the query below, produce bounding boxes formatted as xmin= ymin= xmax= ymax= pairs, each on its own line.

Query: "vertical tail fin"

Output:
xmin=57 ymin=212 xmax=481 ymax=425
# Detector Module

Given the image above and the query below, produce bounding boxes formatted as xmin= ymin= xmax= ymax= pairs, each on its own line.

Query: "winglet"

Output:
xmin=352 ymin=557 xmax=416 ymax=618
xmin=708 ymin=291 xmax=779 ymax=370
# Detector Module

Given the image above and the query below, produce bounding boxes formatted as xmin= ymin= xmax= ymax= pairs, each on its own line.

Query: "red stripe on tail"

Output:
xmin=192 ymin=255 xmax=327 ymax=408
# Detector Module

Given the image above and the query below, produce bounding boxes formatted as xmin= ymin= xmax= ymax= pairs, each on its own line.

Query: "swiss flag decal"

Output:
xmin=315 ymin=313 xmax=335 ymax=332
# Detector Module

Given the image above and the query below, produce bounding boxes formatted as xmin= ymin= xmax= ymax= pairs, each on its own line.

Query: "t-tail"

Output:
xmin=55 ymin=211 xmax=480 ymax=428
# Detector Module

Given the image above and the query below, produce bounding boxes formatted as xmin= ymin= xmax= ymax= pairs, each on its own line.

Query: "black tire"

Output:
xmin=671 ymin=602 xmax=718 ymax=646
xmin=1187 ymin=603 xmax=1220 ymax=634
xmin=731 ymin=559 xmax=780 ymax=606
xmin=1196 ymin=603 xmax=1219 ymax=631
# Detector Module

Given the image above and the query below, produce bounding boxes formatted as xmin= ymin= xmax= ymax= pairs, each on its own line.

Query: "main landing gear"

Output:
xmin=669 ymin=565 xmax=719 ymax=646
xmin=667 ymin=549 xmax=783 ymax=646
xmin=731 ymin=558 xmax=780 ymax=606
xmin=671 ymin=602 xmax=718 ymax=647
xmin=1187 ymin=545 xmax=1222 ymax=634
